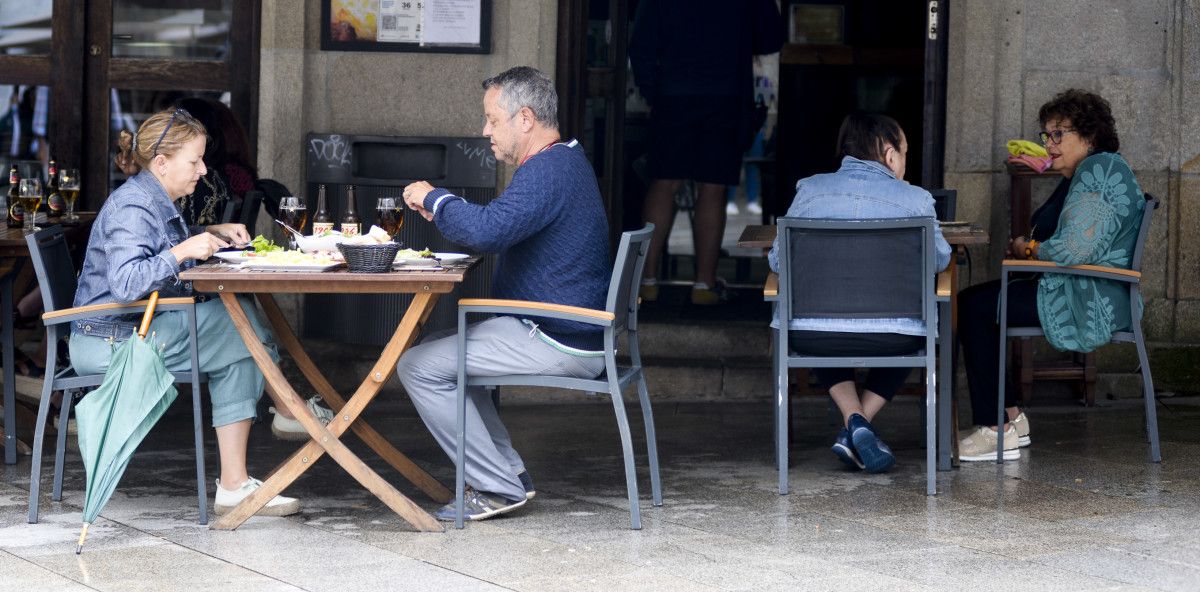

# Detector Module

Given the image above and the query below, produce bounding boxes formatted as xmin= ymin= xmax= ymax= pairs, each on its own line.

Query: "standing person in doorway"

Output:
xmin=630 ymin=0 xmax=784 ymax=305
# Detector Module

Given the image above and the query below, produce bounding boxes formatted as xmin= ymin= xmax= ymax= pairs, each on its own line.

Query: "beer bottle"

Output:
xmin=45 ymin=159 xmax=64 ymax=218
xmin=311 ymin=184 xmax=334 ymax=235
xmin=6 ymin=165 xmax=22 ymax=229
xmin=340 ymin=185 xmax=360 ymax=237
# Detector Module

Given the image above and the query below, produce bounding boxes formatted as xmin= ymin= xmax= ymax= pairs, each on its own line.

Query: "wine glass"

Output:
xmin=18 ymin=178 xmax=42 ymax=234
xmin=278 ymin=196 xmax=307 ymax=248
xmin=375 ymin=197 xmax=403 ymax=239
xmin=59 ymin=168 xmax=80 ymax=222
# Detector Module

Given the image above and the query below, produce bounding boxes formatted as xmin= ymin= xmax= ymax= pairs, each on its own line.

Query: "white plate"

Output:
xmin=433 ymin=252 xmax=470 ymax=262
xmin=212 ymin=251 xmax=250 ymax=263
xmin=241 ymin=260 xmax=343 ymax=272
xmin=393 ymin=252 xmax=469 ymax=268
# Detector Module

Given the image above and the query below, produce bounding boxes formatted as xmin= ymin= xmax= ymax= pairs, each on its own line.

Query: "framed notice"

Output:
xmin=789 ymin=4 xmax=844 ymax=44
xmin=321 ymin=0 xmax=492 ymax=54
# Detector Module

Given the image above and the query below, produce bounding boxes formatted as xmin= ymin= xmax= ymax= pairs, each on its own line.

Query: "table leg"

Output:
xmin=3 ymin=272 xmax=15 ymax=464
xmin=255 ymin=294 xmax=452 ymax=503
xmin=212 ymin=293 xmax=442 ymax=532
xmin=938 ymin=298 xmax=952 ymax=471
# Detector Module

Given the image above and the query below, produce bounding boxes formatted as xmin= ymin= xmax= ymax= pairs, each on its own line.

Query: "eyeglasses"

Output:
xmin=1038 ymin=128 xmax=1077 ymax=145
xmin=152 ymin=108 xmax=193 ymax=157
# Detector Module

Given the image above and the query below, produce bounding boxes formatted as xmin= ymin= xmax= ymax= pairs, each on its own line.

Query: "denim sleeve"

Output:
xmin=102 ymin=200 xmax=181 ymax=303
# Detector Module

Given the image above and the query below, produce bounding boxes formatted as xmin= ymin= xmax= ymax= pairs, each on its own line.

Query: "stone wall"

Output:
xmin=258 ymin=0 xmax=556 ymax=201
xmin=944 ymin=1 xmax=1199 ymax=373
xmin=255 ymin=0 xmax=557 ymax=326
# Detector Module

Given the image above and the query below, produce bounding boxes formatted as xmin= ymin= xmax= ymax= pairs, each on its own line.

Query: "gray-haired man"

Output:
xmin=399 ymin=66 xmax=611 ymax=521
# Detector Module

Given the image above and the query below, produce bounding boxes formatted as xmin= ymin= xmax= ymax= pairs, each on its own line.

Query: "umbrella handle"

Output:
xmin=138 ymin=291 xmax=160 ymax=340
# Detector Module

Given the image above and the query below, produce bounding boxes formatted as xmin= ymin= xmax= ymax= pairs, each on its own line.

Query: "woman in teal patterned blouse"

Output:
xmin=958 ymin=89 xmax=1146 ymax=462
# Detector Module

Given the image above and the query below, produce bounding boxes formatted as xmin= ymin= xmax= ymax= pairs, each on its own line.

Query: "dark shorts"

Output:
xmin=647 ymin=94 xmax=743 ymax=186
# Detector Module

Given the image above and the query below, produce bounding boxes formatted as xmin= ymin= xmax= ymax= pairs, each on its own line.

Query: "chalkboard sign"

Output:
xmin=306 ymin=133 xmax=496 ymax=188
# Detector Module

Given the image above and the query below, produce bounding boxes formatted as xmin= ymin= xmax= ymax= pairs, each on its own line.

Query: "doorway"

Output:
xmin=0 ymin=0 xmax=260 ymax=208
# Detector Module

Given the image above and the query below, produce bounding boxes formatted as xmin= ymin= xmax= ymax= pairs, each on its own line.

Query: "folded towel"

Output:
xmin=1007 ymin=154 xmax=1053 ymax=173
xmin=1007 ymin=139 xmax=1048 ymax=158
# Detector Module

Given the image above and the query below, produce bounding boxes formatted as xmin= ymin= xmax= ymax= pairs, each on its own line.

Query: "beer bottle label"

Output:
xmin=339 ymin=223 xmax=360 ymax=237
xmin=312 ymin=222 xmax=335 ymax=235
xmin=9 ymin=201 xmax=24 ymax=222
xmin=47 ymin=192 xmax=64 ymax=216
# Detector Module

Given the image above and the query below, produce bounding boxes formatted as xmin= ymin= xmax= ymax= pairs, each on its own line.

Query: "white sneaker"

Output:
xmin=958 ymin=425 xmax=1020 ymax=462
xmin=747 ymin=201 xmax=763 ymax=215
xmin=725 ymin=202 xmax=740 ymax=215
xmin=1012 ymin=412 xmax=1031 ymax=447
xmin=214 ymin=477 xmax=301 ymax=516
xmin=270 ymin=396 xmax=336 ymax=441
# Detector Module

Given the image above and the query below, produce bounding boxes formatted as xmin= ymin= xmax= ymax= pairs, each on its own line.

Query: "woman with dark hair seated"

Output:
xmin=174 ymin=97 xmax=258 ymax=228
xmin=768 ymin=113 xmax=951 ymax=473
xmin=957 ymin=89 xmax=1146 ymax=461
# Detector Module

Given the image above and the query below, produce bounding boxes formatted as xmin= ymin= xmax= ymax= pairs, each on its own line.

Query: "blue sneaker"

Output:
xmin=831 ymin=428 xmax=865 ymax=470
xmin=847 ymin=414 xmax=895 ymax=474
xmin=517 ymin=470 xmax=536 ymax=500
xmin=435 ymin=488 xmax=526 ymax=522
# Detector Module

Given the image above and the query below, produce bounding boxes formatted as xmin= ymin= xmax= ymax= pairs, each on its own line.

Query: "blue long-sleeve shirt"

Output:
xmin=423 ymin=139 xmax=610 ymax=350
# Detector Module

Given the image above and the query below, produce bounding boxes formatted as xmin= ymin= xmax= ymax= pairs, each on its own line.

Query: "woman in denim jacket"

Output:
xmin=70 ymin=108 xmax=311 ymax=516
xmin=769 ymin=113 xmax=950 ymax=473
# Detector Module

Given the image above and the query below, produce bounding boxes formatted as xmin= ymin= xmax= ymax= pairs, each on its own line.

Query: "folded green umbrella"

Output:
xmin=75 ymin=292 xmax=178 ymax=554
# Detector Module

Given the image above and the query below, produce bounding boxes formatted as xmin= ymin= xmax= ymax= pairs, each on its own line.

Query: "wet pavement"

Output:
xmin=2 ymin=393 xmax=1199 ymax=591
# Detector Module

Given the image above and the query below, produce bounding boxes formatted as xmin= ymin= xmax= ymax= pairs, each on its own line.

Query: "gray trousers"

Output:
xmin=397 ymin=316 xmax=604 ymax=501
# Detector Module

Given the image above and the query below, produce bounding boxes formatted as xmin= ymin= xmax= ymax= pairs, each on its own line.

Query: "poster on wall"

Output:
xmin=321 ymin=0 xmax=491 ymax=54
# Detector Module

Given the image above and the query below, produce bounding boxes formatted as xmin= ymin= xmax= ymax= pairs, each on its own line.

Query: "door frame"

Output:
xmin=557 ymin=0 xmax=628 ymax=248
xmin=0 ymin=0 xmax=261 ymax=207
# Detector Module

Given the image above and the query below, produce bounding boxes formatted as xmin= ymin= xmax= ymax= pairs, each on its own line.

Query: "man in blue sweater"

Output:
xmin=399 ymin=66 xmax=610 ymax=521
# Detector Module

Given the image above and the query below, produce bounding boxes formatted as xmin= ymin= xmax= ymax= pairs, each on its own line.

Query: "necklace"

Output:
xmin=520 ymin=138 xmax=562 ymax=167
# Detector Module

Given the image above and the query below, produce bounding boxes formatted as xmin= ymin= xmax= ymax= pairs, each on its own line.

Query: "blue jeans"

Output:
xmin=69 ymin=296 xmax=279 ymax=427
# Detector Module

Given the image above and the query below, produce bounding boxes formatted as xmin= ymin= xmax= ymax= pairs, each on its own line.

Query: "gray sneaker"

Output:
xmin=435 ymin=488 xmax=526 ymax=522
xmin=958 ymin=425 xmax=1020 ymax=462
xmin=269 ymin=396 xmax=335 ymax=441
xmin=518 ymin=470 xmax=536 ymax=500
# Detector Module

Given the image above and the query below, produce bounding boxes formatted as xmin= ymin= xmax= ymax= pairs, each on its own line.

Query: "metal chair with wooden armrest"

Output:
xmin=25 ymin=226 xmax=209 ymax=524
xmin=995 ymin=196 xmax=1160 ymax=463
xmin=453 ymin=226 xmax=662 ymax=530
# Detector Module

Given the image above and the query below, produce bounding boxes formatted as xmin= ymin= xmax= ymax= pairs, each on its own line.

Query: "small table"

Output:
xmin=180 ymin=261 xmax=478 ymax=532
xmin=737 ymin=223 xmax=989 ymax=469
xmin=2 ymin=214 xmax=96 ymax=464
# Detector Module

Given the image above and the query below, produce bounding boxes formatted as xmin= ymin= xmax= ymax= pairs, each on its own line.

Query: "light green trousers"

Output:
xmin=69 ymin=296 xmax=280 ymax=427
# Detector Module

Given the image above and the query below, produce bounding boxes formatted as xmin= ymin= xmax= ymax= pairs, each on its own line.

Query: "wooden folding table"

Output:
xmin=180 ymin=261 xmax=477 ymax=532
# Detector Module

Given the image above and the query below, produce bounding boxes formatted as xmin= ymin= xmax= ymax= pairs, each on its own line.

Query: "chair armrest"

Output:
xmin=763 ymin=272 xmax=778 ymax=300
xmin=1000 ymin=259 xmax=1141 ymax=283
xmin=936 ymin=269 xmax=951 ymax=299
xmin=458 ymin=298 xmax=615 ymax=326
xmin=40 ymin=297 xmax=196 ymax=326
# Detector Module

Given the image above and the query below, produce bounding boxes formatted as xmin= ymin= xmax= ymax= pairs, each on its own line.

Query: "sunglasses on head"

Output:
xmin=151 ymin=108 xmax=194 ymax=157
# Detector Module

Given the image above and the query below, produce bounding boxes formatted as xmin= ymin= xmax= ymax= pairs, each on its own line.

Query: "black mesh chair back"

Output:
xmin=786 ymin=221 xmax=927 ymax=321
xmin=606 ymin=225 xmax=655 ymax=332
xmin=25 ymin=226 xmax=78 ymax=314
xmin=930 ymin=189 xmax=957 ymax=221
xmin=240 ymin=190 xmax=263 ymax=231
xmin=1130 ymin=193 xmax=1158 ymax=272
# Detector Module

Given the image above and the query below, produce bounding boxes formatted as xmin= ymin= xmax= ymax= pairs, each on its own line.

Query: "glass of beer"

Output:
xmin=18 ymin=178 xmax=42 ymax=234
xmin=278 ymin=196 xmax=307 ymax=249
xmin=376 ymin=197 xmax=403 ymax=239
xmin=59 ymin=168 xmax=80 ymax=222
